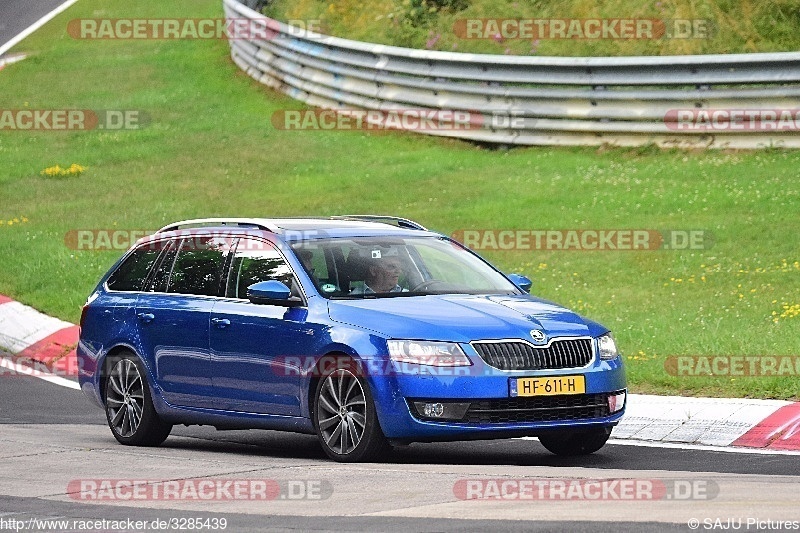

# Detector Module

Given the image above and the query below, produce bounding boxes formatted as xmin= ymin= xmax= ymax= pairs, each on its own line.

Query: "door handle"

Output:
xmin=137 ymin=312 xmax=154 ymax=323
xmin=212 ymin=318 xmax=230 ymax=328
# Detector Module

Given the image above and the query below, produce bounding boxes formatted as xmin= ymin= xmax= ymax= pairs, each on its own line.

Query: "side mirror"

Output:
xmin=247 ymin=280 xmax=303 ymax=307
xmin=507 ymin=273 xmax=532 ymax=293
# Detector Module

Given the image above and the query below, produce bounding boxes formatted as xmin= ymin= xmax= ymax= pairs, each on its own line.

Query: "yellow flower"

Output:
xmin=40 ymin=163 xmax=86 ymax=177
xmin=772 ymin=302 xmax=800 ymax=322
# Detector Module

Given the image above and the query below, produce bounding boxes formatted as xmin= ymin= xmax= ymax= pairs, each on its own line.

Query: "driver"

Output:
xmin=350 ymin=253 xmax=406 ymax=295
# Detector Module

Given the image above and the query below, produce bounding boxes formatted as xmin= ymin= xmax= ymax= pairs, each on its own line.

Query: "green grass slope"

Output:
xmin=266 ymin=0 xmax=800 ymax=56
xmin=0 ymin=0 xmax=798 ymax=398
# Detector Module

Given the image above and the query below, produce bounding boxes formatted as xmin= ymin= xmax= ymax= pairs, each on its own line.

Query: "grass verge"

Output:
xmin=0 ymin=0 xmax=798 ymax=398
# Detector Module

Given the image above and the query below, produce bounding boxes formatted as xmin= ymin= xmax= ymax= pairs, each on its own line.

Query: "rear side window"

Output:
xmin=107 ymin=247 xmax=160 ymax=292
xmin=150 ymin=240 xmax=177 ymax=293
xmin=167 ymin=236 xmax=228 ymax=296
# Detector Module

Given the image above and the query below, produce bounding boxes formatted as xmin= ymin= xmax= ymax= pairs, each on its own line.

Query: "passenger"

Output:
xmin=297 ymin=249 xmax=315 ymax=276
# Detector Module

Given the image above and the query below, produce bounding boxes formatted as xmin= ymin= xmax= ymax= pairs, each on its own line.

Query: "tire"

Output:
xmin=313 ymin=359 xmax=390 ymax=462
xmin=104 ymin=353 xmax=172 ymax=447
xmin=538 ymin=426 xmax=612 ymax=456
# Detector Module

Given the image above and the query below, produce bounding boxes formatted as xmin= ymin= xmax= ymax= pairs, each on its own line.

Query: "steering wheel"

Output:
xmin=411 ymin=280 xmax=444 ymax=292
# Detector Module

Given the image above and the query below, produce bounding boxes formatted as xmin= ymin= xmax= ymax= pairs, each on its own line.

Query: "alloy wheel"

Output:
xmin=106 ymin=358 xmax=145 ymax=437
xmin=316 ymin=369 xmax=367 ymax=455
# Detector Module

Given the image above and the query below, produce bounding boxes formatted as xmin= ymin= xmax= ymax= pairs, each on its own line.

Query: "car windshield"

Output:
xmin=290 ymin=236 xmax=520 ymax=299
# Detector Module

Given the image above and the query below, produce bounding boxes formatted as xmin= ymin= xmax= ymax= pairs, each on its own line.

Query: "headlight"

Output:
xmin=387 ymin=340 xmax=472 ymax=366
xmin=597 ymin=333 xmax=619 ymax=360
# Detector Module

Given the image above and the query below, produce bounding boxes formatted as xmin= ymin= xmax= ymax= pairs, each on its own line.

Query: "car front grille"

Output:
xmin=472 ymin=338 xmax=594 ymax=370
xmin=463 ymin=393 xmax=610 ymax=424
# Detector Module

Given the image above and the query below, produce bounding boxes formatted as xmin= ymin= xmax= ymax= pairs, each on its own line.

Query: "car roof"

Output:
xmin=142 ymin=216 xmax=441 ymax=244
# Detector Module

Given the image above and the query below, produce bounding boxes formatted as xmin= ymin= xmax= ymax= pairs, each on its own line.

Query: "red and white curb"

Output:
xmin=0 ymin=294 xmax=798 ymax=451
xmin=613 ymin=395 xmax=800 ymax=451
xmin=0 ymin=295 xmax=80 ymax=389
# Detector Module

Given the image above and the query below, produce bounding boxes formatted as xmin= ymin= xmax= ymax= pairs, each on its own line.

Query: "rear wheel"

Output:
xmin=104 ymin=353 xmax=172 ymax=446
xmin=313 ymin=361 xmax=389 ymax=462
xmin=538 ymin=426 xmax=612 ymax=456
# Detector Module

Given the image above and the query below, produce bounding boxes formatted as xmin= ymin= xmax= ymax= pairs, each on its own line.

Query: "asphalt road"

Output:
xmin=0 ymin=0 xmax=70 ymax=52
xmin=1 ymin=365 xmax=799 ymax=532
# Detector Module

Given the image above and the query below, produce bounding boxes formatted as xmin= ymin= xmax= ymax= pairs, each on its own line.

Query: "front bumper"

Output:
xmin=367 ymin=342 xmax=627 ymax=440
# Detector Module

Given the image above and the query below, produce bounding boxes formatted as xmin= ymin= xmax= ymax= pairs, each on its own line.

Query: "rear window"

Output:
xmin=106 ymin=247 xmax=161 ymax=292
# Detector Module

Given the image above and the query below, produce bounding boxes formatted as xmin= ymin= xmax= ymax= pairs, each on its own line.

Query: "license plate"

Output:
xmin=510 ymin=375 xmax=586 ymax=397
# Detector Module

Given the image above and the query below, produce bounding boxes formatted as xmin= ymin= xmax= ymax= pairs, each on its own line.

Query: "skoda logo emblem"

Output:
xmin=530 ymin=329 xmax=546 ymax=342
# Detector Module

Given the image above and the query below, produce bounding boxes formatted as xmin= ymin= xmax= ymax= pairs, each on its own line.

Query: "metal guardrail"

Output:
xmin=223 ymin=0 xmax=800 ymax=148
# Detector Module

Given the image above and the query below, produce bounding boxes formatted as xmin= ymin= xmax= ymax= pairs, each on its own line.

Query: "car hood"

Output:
xmin=327 ymin=294 xmax=606 ymax=343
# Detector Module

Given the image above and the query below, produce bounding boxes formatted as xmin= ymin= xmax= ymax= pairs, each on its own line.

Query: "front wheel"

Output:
xmin=313 ymin=361 xmax=389 ymax=462
xmin=104 ymin=353 xmax=172 ymax=447
xmin=538 ymin=426 xmax=612 ymax=456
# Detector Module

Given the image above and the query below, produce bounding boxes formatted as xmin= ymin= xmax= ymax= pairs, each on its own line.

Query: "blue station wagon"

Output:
xmin=78 ymin=216 xmax=626 ymax=462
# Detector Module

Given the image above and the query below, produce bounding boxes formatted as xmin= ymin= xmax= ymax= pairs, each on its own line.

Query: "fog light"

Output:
xmin=412 ymin=401 xmax=471 ymax=421
xmin=423 ymin=403 xmax=444 ymax=418
xmin=608 ymin=390 xmax=626 ymax=413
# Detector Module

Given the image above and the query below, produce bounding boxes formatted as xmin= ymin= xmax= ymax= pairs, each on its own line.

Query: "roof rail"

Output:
xmin=330 ymin=215 xmax=427 ymax=231
xmin=156 ymin=218 xmax=278 ymax=234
